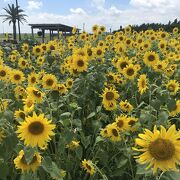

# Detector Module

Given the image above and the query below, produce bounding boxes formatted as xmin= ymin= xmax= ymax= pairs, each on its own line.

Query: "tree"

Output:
xmin=0 ymin=4 xmax=27 ymax=42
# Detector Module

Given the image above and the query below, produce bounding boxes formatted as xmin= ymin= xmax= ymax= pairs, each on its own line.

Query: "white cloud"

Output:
xmin=70 ymin=8 xmax=87 ymax=15
xmin=27 ymin=0 xmax=43 ymax=10
xmin=91 ymin=0 xmax=105 ymax=10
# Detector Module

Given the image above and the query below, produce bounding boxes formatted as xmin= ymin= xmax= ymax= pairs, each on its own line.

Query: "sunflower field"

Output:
xmin=0 ymin=25 xmax=180 ymax=180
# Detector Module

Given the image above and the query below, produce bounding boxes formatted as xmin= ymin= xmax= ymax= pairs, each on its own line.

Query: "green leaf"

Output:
xmin=0 ymin=162 xmax=8 ymax=179
xmin=162 ymin=171 xmax=180 ymax=180
xmin=75 ymin=146 xmax=82 ymax=159
xmin=60 ymin=112 xmax=71 ymax=118
xmin=42 ymin=156 xmax=52 ymax=172
xmin=158 ymin=111 xmax=169 ymax=122
xmin=20 ymin=173 xmax=33 ymax=180
xmin=167 ymin=99 xmax=176 ymax=111
xmin=87 ymin=112 xmax=96 ymax=119
xmin=24 ymin=147 xmax=36 ymax=164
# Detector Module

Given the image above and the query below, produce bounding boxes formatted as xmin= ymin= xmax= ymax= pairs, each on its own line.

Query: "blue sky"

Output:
xmin=0 ymin=0 xmax=179 ymax=33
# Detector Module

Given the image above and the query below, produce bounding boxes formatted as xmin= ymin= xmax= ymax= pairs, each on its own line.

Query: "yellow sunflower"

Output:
xmin=14 ymin=150 xmax=41 ymax=172
xmin=32 ymin=45 xmax=42 ymax=56
xmin=106 ymin=123 xmax=121 ymax=142
xmin=73 ymin=55 xmax=88 ymax=72
xmin=0 ymin=65 xmax=10 ymax=82
xmin=42 ymin=74 xmax=57 ymax=90
xmin=56 ymin=84 xmax=68 ymax=95
xmin=18 ymin=58 xmax=28 ymax=69
xmin=114 ymin=115 xmax=130 ymax=132
xmin=101 ymin=87 xmax=119 ymax=109
xmin=16 ymin=112 xmax=56 ymax=148
xmin=119 ymin=100 xmax=134 ymax=112
xmin=166 ymin=80 xmax=179 ymax=96
xmin=82 ymin=159 xmax=96 ymax=175
xmin=28 ymin=72 xmax=38 ymax=86
xmin=10 ymin=70 xmax=25 ymax=85
xmin=134 ymin=125 xmax=180 ymax=174
xmin=26 ymin=87 xmax=44 ymax=103
xmin=143 ymin=51 xmax=159 ymax=67
xmin=137 ymin=74 xmax=148 ymax=95
xmin=0 ymin=129 xmax=6 ymax=143
xmin=123 ymin=64 xmax=138 ymax=80
xmin=14 ymin=109 xmax=26 ymax=121
xmin=65 ymin=78 xmax=74 ymax=89
xmin=23 ymin=97 xmax=35 ymax=113
xmin=21 ymin=43 xmax=29 ymax=53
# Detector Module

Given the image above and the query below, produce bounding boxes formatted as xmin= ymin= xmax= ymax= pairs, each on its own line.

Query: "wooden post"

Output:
xmin=58 ymin=29 xmax=60 ymax=40
xmin=42 ymin=29 xmax=45 ymax=43
xmin=31 ymin=27 xmax=34 ymax=37
xmin=49 ymin=30 xmax=51 ymax=40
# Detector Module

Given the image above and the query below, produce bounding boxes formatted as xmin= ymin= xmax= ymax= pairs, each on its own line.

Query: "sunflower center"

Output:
xmin=14 ymin=74 xmax=21 ymax=80
xmin=97 ymin=50 xmax=102 ymax=55
xmin=128 ymin=120 xmax=135 ymax=126
xmin=126 ymin=68 xmax=134 ymax=76
xmin=148 ymin=138 xmax=175 ymax=161
xmin=19 ymin=112 xmax=25 ymax=120
xmin=116 ymin=120 xmax=124 ymax=128
xmin=33 ymin=90 xmax=41 ymax=98
xmin=68 ymin=81 xmax=72 ymax=86
xmin=86 ymin=163 xmax=92 ymax=171
xmin=46 ymin=79 xmax=54 ymax=86
xmin=168 ymin=85 xmax=175 ymax=91
xmin=148 ymin=55 xmax=155 ymax=61
xmin=105 ymin=92 xmax=114 ymax=100
xmin=0 ymin=70 xmax=6 ymax=77
xmin=31 ymin=77 xmax=36 ymax=83
xmin=22 ymin=61 xmax=26 ymax=66
xmin=112 ymin=129 xmax=118 ymax=136
xmin=141 ymin=80 xmax=146 ymax=88
xmin=36 ymin=48 xmax=41 ymax=53
xmin=120 ymin=62 xmax=128 ymax=69
xmin=28 ymin=121 xmax=44 ymax=135
xmin=50 ymin=45 xmax=55 ymax=50
xmin=77 ymin=60 xmax=84 ymax=67
xmin=87 ymin=49 xmax=93 ymax=56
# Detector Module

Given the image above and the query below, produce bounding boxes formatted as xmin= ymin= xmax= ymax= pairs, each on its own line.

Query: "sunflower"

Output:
xmin=21 ymin=43 xmax=29 ymax=53
xmin=134 ymin=125 xmax=180 ymax=174
xmin=16 ymin=112 xmax=56 ymax=148
xmin=99 ymin=25 xmax=106 ymax=32
xmin=65 ymin=78 xmax=74 ymax=89
xmin=82 ymin=159 xmax=96 ymax=175
xmin=23 ymin=97 xmax=35 ymax=113
xmin=92 ymin=25 xmax=99 ymax=33
xmin=114 ymin=115 xmax=129 ymax=132
xmin=137 ymin=74 xmax=148 ymax=95
xmin=56 ymin=84 xmax=67 ymax=95
xmin=73 ymin=55 xmax=88 ymax=72
xmin=27 ymin=72 xmax=38 ymax=87
xmin=32 ymin=45 xmax=42 ymax=56
xmin=103 ymin=100 xmax=117 ymax=111
xmin=14 ymin=109 xmax=26 ymax=121
xmin=14 ymin=86 xmax=27 ymax=100
xmin=127 ymin=116 xmax=138 ymax=131
xmin=143 ymin=51 xmax=159 ymax=67
xmin=36 ymin=56 xmax=45 ymax=66
xmin=119 ymin=100 xmax=134 ymax=112
xmin=123 ymin=64 xmax=138 ymax=80
xmin=166 ymin=80 xmax=179 ymax=95
xmin=14 ymin=150 xmax=41 ymax=172
xmin=116 ymin=57 xmax=131 ymax=73
xmin=27 ymin=87 xmax=44 ymax=103
xmin=106 ymin=123 xmax=121 ymax=142
xmin=42 ymin=74 xmax=57 ymax=90
xmin=101 ymin=87 xmax=119 ymax=105
xmin=93 ymin=47 xmax=104 ymax=59
xmin=18 ymin=58 xmax=28 ymax=69
xmin=66 ymin=140 xmax=80 ymax=150
xmin=153 ymin=61 xmax=168 ymax=73
xmin=0 ymin=65 xmax=10 ymax=82
xmin=10 ymin=70 xmax=25 ymax=85
xmin=169 ymin=100 xmax=180 ymax=117
xmin=158 ymin=40 xmax=167 ymax=51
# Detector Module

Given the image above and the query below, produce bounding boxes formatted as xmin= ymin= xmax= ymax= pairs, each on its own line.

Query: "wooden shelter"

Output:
xmin=29 ymin=23 xmax=79 ymax=42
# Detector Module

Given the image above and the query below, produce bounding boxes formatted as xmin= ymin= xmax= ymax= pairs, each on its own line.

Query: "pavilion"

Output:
xmin=29 ymin=23 xmax=79 ymax=42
